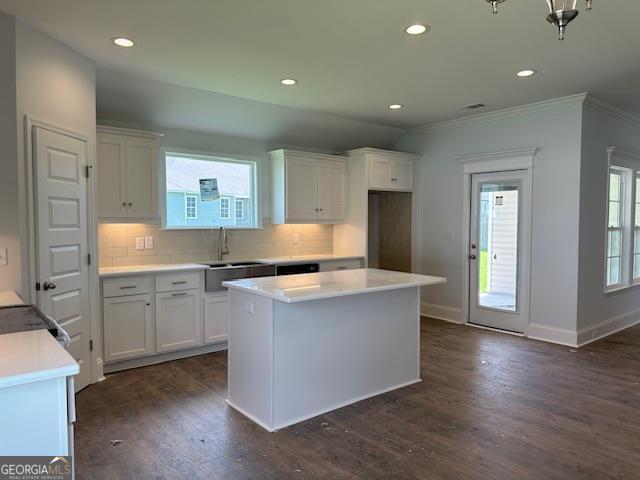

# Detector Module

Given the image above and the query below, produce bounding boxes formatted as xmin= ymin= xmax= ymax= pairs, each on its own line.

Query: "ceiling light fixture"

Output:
xmin=405 ymin=24 xmax=429 ymax=35
xmin=389 ymin=104 xmax=403 ymax=110
xmin=517 ymin=69 xmax=537 ymax=77
xmin=280 ymin=78 xmax=297 ymax=86
xmin=486 ymin=0 xmax=593 ymax=39
xmin=112 ymin=37 xmax=135 ymax=48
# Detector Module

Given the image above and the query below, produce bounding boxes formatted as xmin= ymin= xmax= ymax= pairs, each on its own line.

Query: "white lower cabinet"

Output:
xmin=103 ymin=293 xmax=154 ymax=362
xmin=155 ymin=289 xmax=203 ymax=353
xmin=204 ymin=292 xmax=229 ymax=344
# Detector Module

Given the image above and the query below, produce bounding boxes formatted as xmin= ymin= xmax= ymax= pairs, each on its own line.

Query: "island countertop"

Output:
xmin=222 ymin=268 xmax=446 ymax=303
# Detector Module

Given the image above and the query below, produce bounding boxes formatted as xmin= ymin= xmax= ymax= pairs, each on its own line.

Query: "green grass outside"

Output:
xmin=479 ymin=250 xmax=488 ymax=293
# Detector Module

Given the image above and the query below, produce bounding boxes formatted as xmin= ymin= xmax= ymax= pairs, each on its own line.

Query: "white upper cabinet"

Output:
xmin=270 ymin=149 xmax=346 ymax=224
xmin=367 ymin=152 xmax=415 ymax=191
xmin=97 ymin=126 xmax=161 ymax=219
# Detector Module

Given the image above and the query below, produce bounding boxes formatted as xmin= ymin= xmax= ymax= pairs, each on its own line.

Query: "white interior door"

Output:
xmin=469 ymin=171 xmax=530 ymax=333
xmin=33 ymin=126 xmax=92 ymax=391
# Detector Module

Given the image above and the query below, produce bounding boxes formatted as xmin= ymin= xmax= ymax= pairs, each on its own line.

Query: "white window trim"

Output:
xmin=605 ymin=147 xmax=640 ymax=293
xmin=185 ymin=194 xmax=198 ymax=219
xmin=160 ymin=148 xmax=261 ymax=230
xmin=219 ymin=197 xmax=231 ymax=220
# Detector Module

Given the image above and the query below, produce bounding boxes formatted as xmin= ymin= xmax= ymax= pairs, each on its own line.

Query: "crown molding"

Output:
xmin=342 ymin=147 xmax=419 ymax=160
xmin=584 ymin=96 xmax=640 ymax=125
xmin=408 ymin=93 xmax=589 ymax=135
xmin=97 ymin=125 xmax=164 ymax=139
xmin=457 ymin=147 xmax=538 ymax=174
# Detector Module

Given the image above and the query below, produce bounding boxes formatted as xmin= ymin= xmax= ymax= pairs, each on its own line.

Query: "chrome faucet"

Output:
xmin=218 ymin=226 xmax=230 ymax=261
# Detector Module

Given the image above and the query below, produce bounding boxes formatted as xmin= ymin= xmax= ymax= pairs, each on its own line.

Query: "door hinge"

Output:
xmin=85 ymin=165 xmax=92 ymax=178
xmin=87 ymin=253 xmax=92 ymax=265
xmin=89 ymin=340 xmax=94 ymax=351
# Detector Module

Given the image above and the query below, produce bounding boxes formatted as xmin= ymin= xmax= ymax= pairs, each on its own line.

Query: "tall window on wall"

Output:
xmin=163 ymin=152 xmax=258 ymax=229
xmin=605 ymin=148 xmax=640 ymax=291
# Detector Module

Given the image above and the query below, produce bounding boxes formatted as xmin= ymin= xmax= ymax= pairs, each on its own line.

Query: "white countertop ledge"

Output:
xmin=0 ymin=330 xmax=79 ymax=389
xmin=222 ymin=268 xmax=446 ymax=303
xmin=100 ymin=263 xmax=209 ymax=278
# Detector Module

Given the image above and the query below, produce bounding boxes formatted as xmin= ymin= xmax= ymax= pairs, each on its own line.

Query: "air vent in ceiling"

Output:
xmin=462 ymin=103 xmax=486 ymax=110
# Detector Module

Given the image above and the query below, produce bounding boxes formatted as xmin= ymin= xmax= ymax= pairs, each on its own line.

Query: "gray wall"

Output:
xmin=14 ymin=19 xmax=96 ymax=297
xmin=394 ymin=100 xmax=584 ymax=332
xmin=0 ymin=12 xmax=18 ymax=292
xmin=577 ymin=103 xmax=640 ymax=331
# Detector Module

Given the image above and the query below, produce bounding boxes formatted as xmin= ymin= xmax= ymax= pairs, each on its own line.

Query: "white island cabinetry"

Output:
xmin=223 ymin=268 xmax=446 ymax=431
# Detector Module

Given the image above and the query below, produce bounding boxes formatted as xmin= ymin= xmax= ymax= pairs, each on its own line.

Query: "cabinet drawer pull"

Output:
xmin=120 ymin=286 xmax=137 ymax=290
xmin=171 ymin=281 xmax=188 ymax=285
xmin=172 ymin=292 xmax=188 ymax=297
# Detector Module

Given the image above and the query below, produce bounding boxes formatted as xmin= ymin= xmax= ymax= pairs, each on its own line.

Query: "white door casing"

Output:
xmin=33 ymin=126 xmax=92 ymax=391
xmin=458 ymin=148 xmax=536 ymax=334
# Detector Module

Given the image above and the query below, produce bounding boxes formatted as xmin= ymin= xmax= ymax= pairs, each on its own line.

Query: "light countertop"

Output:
xmin=0 ymin=329 xmax=79 ymax=389
xmin=99 ymin=263 xmax=209 ymax=278
xmin=99 ymin=255 xmax=364 ymax=278
xmin=222 ymin=268 xmax=446 ymax=303
xmin=0 ymin=291 xmax=24 ymax=307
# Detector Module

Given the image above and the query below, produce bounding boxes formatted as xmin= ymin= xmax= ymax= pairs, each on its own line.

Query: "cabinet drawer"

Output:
xmin=319 ymin=259 xmax=364 ymax=272
xmin=103 ymin=275 xmax=152 ymax=298
xmin=155 ymin=271 xmax=201 ymax=293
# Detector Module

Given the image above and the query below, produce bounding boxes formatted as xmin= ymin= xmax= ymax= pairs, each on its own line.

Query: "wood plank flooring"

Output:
xmin=75 ymin=318 xmax=640 ymax=479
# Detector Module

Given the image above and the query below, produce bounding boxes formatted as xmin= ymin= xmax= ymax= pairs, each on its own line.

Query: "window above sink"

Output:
xmin=162 ymin=151 xmax=259 ymax=230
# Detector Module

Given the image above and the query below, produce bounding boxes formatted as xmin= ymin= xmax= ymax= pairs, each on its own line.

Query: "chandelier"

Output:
xmin=487 ymin=0 xmax=593 ymax=40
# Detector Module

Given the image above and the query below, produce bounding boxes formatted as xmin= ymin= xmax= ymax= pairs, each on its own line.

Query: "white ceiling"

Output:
xmin=1 ymin=0 xmax=640 ymax=129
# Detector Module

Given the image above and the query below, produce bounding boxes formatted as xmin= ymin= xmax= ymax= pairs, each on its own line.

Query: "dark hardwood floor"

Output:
xmin=75 ymin=318 xmax=640 ymax=479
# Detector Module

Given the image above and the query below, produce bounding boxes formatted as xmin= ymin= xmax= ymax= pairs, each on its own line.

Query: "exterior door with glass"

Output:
xmin=469 ymin=171 xmax=530 ymax=333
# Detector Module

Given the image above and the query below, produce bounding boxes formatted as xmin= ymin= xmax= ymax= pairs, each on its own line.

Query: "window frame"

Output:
xmin=185 ymin=194 xmax=198 ymax=220
xmin=161 ymin=148 xmax=261 ymax=230
xmin=605 ymin=147 xmax=640 ymax=293
xmin=219 ymin=197 xmax=231 ymax=220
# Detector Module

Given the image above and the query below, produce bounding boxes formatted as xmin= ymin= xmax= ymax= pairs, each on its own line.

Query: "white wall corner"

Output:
xmin=421 ymin=302 xmax=464 ymax=324
xmin=526 ymin=323 xmax=578 ymax=347
xmin=577 ymin=308 xmax=640 ymax=347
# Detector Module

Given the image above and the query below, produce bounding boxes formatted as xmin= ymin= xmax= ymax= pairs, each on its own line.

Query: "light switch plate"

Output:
xmin=135 ymin=237 xmax=145 ymax=250
xmin=0 ymin=247 xmax=7 ymax=266
xmin=441 ymin=230 xmax=455 ymax=241
xmin=144 ymin=236 xmax=154 ymax=249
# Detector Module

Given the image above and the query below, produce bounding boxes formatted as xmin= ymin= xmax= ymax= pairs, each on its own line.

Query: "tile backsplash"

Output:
xmin=98 ymin=223 xmax=334 ymax=268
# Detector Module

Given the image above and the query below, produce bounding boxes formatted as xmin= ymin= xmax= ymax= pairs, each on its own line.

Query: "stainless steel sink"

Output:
xmin=200 ymin=261 xmax=275 ymax=292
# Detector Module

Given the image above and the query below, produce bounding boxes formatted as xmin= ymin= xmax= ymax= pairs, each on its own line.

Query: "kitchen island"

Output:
xmin=222 ymin=268 xmax=446 ymax=431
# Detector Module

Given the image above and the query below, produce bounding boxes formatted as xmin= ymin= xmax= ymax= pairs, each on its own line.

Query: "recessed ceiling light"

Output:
xmin=516 ymin=69 xmax=537 ymax=78
xmin=389 ymin=104 xmax=403 ymax=110
xmin=280 ymin=78 xmax=297 ymax=86
xmin=112 ymin=37 xmax=135 ymax=48
xmin=405 ymin=24 xmax=429 ymax=35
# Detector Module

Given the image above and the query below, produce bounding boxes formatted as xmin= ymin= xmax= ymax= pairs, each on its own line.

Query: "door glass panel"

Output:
xmin=477 ymin=182 xmax=519 ymax=311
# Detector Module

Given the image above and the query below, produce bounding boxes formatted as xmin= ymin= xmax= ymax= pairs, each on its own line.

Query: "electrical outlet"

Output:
xmin=135 ymin=237 xmax=145 ymax=250
xmin=441 ymin=230 xmax=454 ymax=241
xmin=293 ymin=233 xmax=300 ymax=246
xmin=0 ymin=247 xmax=7 ymax=266
xmin=144 ymin=236 xmax=154 ymax=249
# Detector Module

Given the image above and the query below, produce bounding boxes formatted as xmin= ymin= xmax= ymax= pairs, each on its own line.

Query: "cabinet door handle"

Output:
xmin=122 ymin=202 xmax=127 ymax=207
xmin=128 ymin=202 xmax=133 ymax=207
xmin=120 ymin=286 xmax=137 ymax=290
xmin=171 ymin=281 xmax=188 ymax=285
xmin=172 ymin=292 xmax=188 ymax=297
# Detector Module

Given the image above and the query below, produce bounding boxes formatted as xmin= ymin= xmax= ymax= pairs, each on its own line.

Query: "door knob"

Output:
xmin=469 ymin=254 xmax=477 ymax=260
xmin=42 ymin=280 xmax=57 ymax=291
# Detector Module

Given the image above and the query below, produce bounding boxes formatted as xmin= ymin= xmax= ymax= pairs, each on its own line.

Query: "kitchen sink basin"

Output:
xmin=200 ymin=261 xmax=275 ymax=292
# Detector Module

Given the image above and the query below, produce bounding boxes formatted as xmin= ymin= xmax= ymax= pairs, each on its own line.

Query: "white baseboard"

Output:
xmin=526 ymin=323 xmax=578 ymax=347
xmin=577 ymin=309 xmax=640 ymax=347
xmin=421 ymin=302 xmax=464 ymax=324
